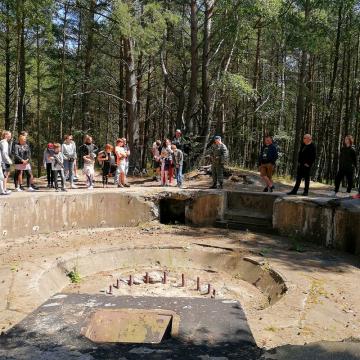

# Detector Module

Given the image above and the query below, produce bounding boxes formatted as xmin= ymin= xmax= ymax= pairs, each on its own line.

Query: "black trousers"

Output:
xmin=46 ymin=163 xmax=54 ymax=186
xmin=292 ymin=165 xmax=311 ymax=193
xmin=14 ymin=169 xmax=31 ymax=188
xmin=335 ymin=168 xmax=353 ymax=193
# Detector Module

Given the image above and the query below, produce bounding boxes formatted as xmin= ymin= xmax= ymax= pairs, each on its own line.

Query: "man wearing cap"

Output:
xmin=173 ymin=129 xmax=191 ymax=172
xmin=210 ymin=136 xmax=228 ymax=189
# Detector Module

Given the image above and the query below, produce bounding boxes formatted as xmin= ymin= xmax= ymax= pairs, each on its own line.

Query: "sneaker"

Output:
xmin=269 ymin=186 xmax=275 ymax=193
xmin=286 ymin=191 xmax=297 ymax=195
xmin=4 ymin=190 xmax=11 ymax=195
xmin=123 ymin=183 xmax=130 ymax=188
xmin=61 ymin=188 xmax=67 ymax=192
xmin=88 ymin=185 xmax=94 ymax=190
xmin=15 ymin=187 xmax=23 ymax=192
xmin=352 ymin=193 xmax=360 ymax=199
xmin=20 ymin=185 xmax=26 ymax=191
xmin=117 ymin=184 xmax=124 ymax=188
xmin=71 ymin=184 xmax=78 ymax=189
xmin=302 ymin=191 xmax=309 ymax=196
xmin=330 ymin=191 xmax=337 ymax=197
xmin=0 ymin=191 xmax=11 ymax=196
xmin=55 ymin=188 xmax=60 ymax=192
xmin=28 ymin=187 xmax=36 ymax=192
xmin=263 ymin=187 xmax=269 ymax=192
xmin=31 ymin=185 xmax=39 ymax=190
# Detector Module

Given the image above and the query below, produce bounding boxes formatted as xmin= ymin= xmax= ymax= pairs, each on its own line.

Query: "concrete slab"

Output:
xmin=0 ymin=294 xmax=261 ymax=359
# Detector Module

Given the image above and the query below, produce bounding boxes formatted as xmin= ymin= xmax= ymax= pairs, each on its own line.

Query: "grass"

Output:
xmin=67 ymin=268 xmax=81 ymax=284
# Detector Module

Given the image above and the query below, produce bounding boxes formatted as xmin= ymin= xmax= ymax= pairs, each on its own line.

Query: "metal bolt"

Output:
xmin=129 ymin=275 xmax=133 ymax=286
xmin=115 ymin=279 xmax=119 ymax=289
xmin=181 ymin=274 xmax=185 ymax=287
xmin=163 ymin=272 xmax=167 ymax=284
xmin=207 ymin=284 xmax=211 ymax=295
xmin=108 ymin=285 xmax=113 ymax=295
xmin=196 ymin=277 xmax=200 ymax=291
xmin=145 ymin=272 xmax=150 ymax=284
xmin=212 ymin=289 xmax=216 ymax=298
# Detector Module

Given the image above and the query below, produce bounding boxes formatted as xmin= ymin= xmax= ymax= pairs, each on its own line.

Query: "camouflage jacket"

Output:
xmin=210 ymin=143 xmax=229 ymax=165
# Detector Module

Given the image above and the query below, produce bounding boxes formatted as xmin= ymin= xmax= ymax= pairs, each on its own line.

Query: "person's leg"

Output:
xmin=68 ymin=160 xmax=74 ymax=185
xmin=288 ymin=166 xmax=302 ymax=194
xmin=161 ymin=163 xmax=165 ymax=185
xmin=346 ymin=170 xmax=354 ymax=193
xmin=218 ymin=165 xmax=224 ymax=189
xmin=53 ymin=170 xmax=59 ymax=190
xmin=3 ymin=165 xmax=10 ymax=191
xmin=60 ymin=170 xmax=66 ymax=190
xmin=334 ymin=169 xmax=343 ymax=193
xmin=168 ymin=163 xmax=173 ymax=184
xmin=211 ymin=164 xmax=218 ymax=188
xmin=115 ymin=165 xmax=120 ymax=185
xmin=303 ymin=166 xmax=311 ymax=194
xmin=46 ymin=163 xmax=51 ymax=186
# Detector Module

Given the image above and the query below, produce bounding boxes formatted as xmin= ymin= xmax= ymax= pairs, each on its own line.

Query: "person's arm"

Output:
xmin=221 ymin=145 xmax=229 ymax=164
xmin=13 ymin=145 xmax=24 ymax=163
xmin=306 ymin=144 xmax=316 ymax=167
xmin=2 ymin=142 xmax=12 ymax=165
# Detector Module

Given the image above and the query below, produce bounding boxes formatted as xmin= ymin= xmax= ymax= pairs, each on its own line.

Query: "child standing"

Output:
xmin=171 ymin=144 xmax=184 ymax=188
xmin=43 ymin=143 xmax=54 ymax=188
xmin=80 ymin=135 xmax=97 ymax=189
xmin=115 ymin=138 xmax=129 ymax=188
xmin=97 ymin=144 xmax=114 ymax=187
xmin=160 ymin=139 xmax=172 ymax=186
xmin=50 ymin=143 xmax=67 ymax=192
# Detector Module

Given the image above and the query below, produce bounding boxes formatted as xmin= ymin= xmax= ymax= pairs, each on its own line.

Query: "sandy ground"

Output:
xmin=1 ymin=221 xmax=360 ymax=350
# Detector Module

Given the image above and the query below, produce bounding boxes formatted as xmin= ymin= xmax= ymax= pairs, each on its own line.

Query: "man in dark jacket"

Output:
xmin=259 ymin=136 xmax=278 ymax=192
xmin=287 ymin=134 xmax=316 ymax=196
xmin=333 ymin=135 xmax=357 ymax=196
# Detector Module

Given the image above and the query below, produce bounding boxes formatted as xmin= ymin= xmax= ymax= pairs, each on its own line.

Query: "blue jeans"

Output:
xmin=176 ymin=165 xmax=183 ymax=186
xmin=64 ymin=160 xmax=74 ymax=184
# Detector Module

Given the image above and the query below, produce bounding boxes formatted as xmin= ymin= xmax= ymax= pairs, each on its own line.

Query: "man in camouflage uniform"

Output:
xmin=210 ymin=136 xmax=228 ymax=189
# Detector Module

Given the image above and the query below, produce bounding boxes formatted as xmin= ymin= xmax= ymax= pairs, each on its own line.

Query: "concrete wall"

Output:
xmin=0 ymin=191 xmax=156 ymax=240
xmin=273 ymin=197 xmax=360 ymax=254
xmin=185 ymin=192 xmax=224 ymax=226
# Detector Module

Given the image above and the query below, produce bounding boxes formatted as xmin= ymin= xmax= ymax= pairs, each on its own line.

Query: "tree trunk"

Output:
xmin=185 ymin=0 xmax=198 ymax=134
xmin=4 ymin=2 xmax=11 ymax=130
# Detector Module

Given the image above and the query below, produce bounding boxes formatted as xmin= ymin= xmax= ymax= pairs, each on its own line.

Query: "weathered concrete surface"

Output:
xmin=185 ymin=191 xmax=224 ymax=226
xmin=273 ymin=196 xmax=360 ymax=254
xmin=0 ymin=294 xmax=261 ymax=360
xmin=0 ymin=190 xmax=156 ymax=240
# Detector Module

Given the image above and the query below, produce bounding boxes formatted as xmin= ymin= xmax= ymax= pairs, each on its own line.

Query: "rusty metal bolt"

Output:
xmin=212 ymin=289 xmax=216 ymax=298
xmin=197 ymin=277 xmax=200 ymax=291
xmin=207 ymin=284 xmax=211 ymax=295
xmin=163 ymin=272 xmax=167 ymax=284
xmin=115 ymin=279 xmax=119 ymax=289
xmin=108 ymin=285 xmax=113 ymax=295
xmin=129 ymin=275 xmax=133 ymax=286
xmin=145 ymin=272 xmax=150 ymax=284
xmin=181 ymin=274 xmax=185 ymax=287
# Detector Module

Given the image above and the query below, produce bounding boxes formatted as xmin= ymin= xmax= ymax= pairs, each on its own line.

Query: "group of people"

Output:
xmin=0 ymin=131 xmax=132 ymax=194
xmin=258 ymin=133 xmax=360 ymax=199
xmin=151 ymin=134 xmax=185 ymax=188
xmin=1 ymin=127 xmax=360 ymax=198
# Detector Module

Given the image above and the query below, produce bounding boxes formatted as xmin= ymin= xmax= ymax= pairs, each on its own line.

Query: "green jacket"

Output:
xmin=210 ymin=143 xmax=229 ymax=165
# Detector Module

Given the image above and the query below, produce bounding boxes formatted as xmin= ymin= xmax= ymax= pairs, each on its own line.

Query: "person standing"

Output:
xmin=160 ymin=139 xmax=172 ymax=186
xmin=331 ymin=135 xmax=357 ymax=196
xmin=79 ymin=135 xmax=98 ymax=189
xmin=210 ymin=136 xmax=229 ymax=189
xmin=0 ymin=130 xmax=13 ymax=194
xmin=258 ymin=136 xmax=278 ymax=192
xmin=171 ymin=143 xmax=184 ymax=188
xmin=122 ymin=138 xmax=131 ymax=176
xmin=49 ymin=143 xmax=67 ymax=192
xmin=287 ymin=134 xmax=316 ymax=196
xmin=97 ymin=144 xmax=114 ymax=187
xmin=115 ymin=138 xmax=129 ymax=188
xmin=43 ymin=143 xmax=55 ymax=188
xmin=0 ymin=145 xmax=11 ymax=195
xmin=13 ymin=134 xmax=37 ymax=192
xmin=62 ymin=134 xmax=77 ymax=189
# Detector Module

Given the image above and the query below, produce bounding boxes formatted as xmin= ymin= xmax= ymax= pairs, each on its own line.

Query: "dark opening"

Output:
xmin=160 ymin=199 xmax=186 ymax=224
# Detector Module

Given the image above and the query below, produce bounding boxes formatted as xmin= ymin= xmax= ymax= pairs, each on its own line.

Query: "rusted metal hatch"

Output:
xmin=81 ymin=308 xmax=180 ymax=344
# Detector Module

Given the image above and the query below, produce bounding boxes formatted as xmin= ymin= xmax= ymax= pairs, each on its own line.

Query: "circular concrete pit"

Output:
xmin=1 ymin=189 xmax=360 ymax=359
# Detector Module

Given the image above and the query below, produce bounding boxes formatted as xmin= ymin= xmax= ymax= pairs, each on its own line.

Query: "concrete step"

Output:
xmin=215 ymin=220 xmax=277 ymax=235
xmin=226 ymin=191 xmax=282 ymax=217
xmin=224 ymin=209 xmax=272 ymax=226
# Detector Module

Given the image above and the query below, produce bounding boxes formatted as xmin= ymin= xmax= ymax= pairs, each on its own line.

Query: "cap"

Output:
xmin=214 ymin=136 xmax=221 ymax=141
xmin=47 ymin=143 xmax=54 ymax=149
xmin=175 ymin=129 xmax=182 ymax=133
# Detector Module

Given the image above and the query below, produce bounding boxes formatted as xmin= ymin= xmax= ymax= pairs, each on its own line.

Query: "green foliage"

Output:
xmin=67 ymin=268 xmax=81 ymax=284
xmin=218 ymin=73 xmax=255 ymax=99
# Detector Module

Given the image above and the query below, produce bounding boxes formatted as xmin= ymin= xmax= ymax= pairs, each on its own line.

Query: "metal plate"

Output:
xmin=81 ymin=308 xmax=179 ymax=344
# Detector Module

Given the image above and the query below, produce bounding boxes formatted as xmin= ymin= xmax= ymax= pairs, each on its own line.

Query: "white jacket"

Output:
xmin=0 ymin=139 xmax=12 ymax=165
